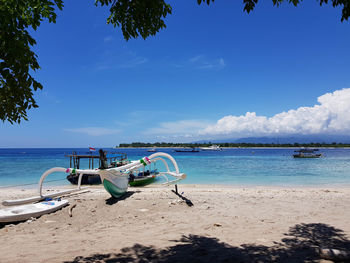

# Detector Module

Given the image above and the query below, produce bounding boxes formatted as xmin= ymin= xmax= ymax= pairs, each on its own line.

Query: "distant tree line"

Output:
xmin=118 ymin=142 xmax=350 ymax=148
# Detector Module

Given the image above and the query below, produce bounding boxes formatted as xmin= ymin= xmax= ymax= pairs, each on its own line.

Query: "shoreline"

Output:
xmin=2 ymin=182 xmax=350 ymax=191
xmin=2 ymin=146 xmax=350 ymax=149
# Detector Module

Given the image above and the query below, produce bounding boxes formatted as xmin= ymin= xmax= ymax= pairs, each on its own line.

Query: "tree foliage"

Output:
xmin=198 ymin=0 xmax=350 ymax=21
xmin=1 ymin=0 xmax=349 ymax=124
xmin=0 ymin=0 xmax=63 ymax=124
xmin=95 ymin=0 xmax=172 ymax=40
xmin=0 ymin=0 xmax=172 ymax=124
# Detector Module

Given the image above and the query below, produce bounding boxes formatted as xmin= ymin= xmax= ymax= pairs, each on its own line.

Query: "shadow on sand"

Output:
xmin=105 ymin=191 xmax=140 ymax=205
xmin=64 ymin=223 xmax=350 ymax=263
xmin=171 ymin=189 xmax=193 ymax=207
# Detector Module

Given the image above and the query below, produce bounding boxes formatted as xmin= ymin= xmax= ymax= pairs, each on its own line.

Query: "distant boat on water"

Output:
xmin=293 ymin=148 xmax=322 ymax=158
xmin=147 ymin=148 xmax=157 ymax=152
xmin=174 ymin=147 xmax=200 ymax=153
xmin=200 ymin=145 xmax=222 ymax=151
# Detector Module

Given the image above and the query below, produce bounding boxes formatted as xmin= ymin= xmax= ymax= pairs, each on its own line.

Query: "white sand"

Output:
xmin=1 ymin=185 xmax=350 ymax=262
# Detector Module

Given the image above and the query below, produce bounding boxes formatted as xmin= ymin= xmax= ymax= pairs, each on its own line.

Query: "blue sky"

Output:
xmin=1 ymin=0 xmax=350 ymax=147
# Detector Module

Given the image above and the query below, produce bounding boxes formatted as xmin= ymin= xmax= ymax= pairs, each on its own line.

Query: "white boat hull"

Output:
xmin=200 ymin=145 xmax=222 ymax=151
xmin=99 ymin=169 xmax=129 ymax=198
xmin=0 ymin=199 xmax=69 ymax=223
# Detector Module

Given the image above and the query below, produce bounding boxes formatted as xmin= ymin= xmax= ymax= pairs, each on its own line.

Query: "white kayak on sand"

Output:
xmin=0 ymin=199 xmax=69 ymax=223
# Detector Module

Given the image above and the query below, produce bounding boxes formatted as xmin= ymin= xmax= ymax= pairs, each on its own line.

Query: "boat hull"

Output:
xmin=293 ymin=154 xmax=322 ymax=158
xmin=66 ymin=173 xmax=101 ymax=185
xmin=129 ymin=175 xmax=156 ymax=187
xmin=102 ymin=179 xmax=127 ymax=198
xmin=99 ymin=169 xmax=129 ymax=198
xmin=0 ymin=200 xmax=69 ymax=223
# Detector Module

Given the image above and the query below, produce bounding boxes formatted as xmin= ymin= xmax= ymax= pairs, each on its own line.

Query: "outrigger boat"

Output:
xmin=174 ymin=147 xmax=200 ymax=153
xmin=2 ymin=151 xmax=186 ymax=206
xmin=129 ymin=168 xmax=161 ymax=187
xmin=65 ymin=151 xmax=129 ymax=185
xmin=293 ymin=148 xmax=322 ymax=158
xmin=147 ymin=148 xmax=157 ymax=152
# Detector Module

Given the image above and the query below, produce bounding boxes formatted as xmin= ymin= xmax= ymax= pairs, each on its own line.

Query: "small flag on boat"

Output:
xmin=89 ymin=147 xmax=96 ymax=151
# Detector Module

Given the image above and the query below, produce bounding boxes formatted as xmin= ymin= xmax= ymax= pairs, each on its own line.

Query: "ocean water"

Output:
xmin=0 ymin=148 xmax=350 ymax=188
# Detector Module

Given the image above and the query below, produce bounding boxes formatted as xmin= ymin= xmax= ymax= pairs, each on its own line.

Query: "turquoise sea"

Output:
xmin=1 ymin=148 xmax=350 ymax=188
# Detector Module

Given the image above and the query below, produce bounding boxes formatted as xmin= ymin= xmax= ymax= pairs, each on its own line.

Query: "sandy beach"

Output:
xmin=1 ymin=185 xmax=350 ymax=262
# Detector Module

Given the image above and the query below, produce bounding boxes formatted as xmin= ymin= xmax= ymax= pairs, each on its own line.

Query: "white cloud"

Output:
xmin=218 ymin=58 xmax=225 ymax=67
xmin=96 ymin=64 xmax=109 ymax=71
xmin=188 ymin=55 xmax=225 ymax=70
xmin=64 ymin=127 xmax=121 ymax=136
xmin=103 ymin=36 xmax=113 ymax=42
xmin=95 ymin=50 xmax=147 ymax=71
xmin=143 ymin=120 xmax=212 ymax=136
xmin=39 ymin=91 xmax=61 ymax=104
xmin=189 ymin=55 xmax=203 ymax=63
xmin=202 ymin=88 xmax=350 ymax=137
xmin=118 ymin=57 xmax=148 ymax=68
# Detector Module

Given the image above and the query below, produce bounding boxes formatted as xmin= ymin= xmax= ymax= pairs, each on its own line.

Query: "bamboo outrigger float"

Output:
xmin=2 ymin=151 xmax=186 ymax=206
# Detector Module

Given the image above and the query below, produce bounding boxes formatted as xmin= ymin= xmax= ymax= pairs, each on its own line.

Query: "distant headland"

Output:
xmin=117 ymin=142 xmax=350 ymax=148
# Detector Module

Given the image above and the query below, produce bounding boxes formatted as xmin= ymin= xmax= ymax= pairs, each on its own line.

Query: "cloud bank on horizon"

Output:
xmin=201 ymin=88 xmax=350 ymax=137
xmin=63 ymin=89 xmax=350 ymax=141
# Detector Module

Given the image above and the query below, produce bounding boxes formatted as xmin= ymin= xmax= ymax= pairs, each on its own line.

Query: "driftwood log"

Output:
xmin=319 ymin=248 xmax=350 ymax=261
xmin=68 ymin=204 xmax=77 ymax=217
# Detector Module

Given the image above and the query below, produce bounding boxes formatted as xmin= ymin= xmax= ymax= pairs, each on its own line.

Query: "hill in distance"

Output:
xmin=195 ymin=135 xmax=350 ymax=144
